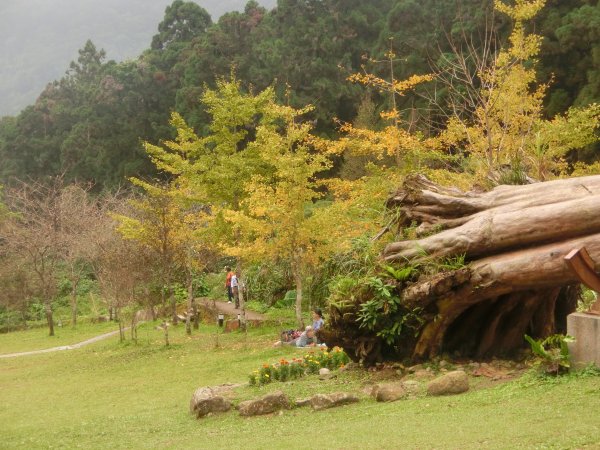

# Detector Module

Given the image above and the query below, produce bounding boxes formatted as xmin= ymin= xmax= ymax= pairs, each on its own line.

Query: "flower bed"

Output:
xmin=249 ymin=347 xmax=350 ymax=386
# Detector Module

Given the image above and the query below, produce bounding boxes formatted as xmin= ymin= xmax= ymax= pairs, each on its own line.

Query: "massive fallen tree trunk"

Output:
xmin=321 ymin=175 xmax=600 ymax=364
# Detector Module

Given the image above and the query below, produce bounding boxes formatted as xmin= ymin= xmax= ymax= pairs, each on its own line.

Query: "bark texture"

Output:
xmin=321 ymin=175 xmax=599 ymax=364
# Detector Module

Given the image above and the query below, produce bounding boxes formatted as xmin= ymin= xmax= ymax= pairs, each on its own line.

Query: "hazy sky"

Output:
xmin=0 ymin=0 xmax=277 ymax=116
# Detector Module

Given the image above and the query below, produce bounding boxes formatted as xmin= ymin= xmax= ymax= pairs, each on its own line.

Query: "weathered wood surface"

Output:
xmin=326 ymin=175 xmax=600 ymax=364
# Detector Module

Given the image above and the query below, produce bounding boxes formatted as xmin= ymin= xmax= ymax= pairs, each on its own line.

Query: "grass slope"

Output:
xmin=1 ymin=322 xmax=599 ymax=449
xmin=0 ymin=321 xmax=120 ymax=354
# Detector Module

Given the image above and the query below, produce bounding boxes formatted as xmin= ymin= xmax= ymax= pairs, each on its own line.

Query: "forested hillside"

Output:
xmin=0 ymin=0 xmax=598 ymax=188
xmin=0 ymin=0 xmax=277 ymax=116
xmin=0 ymin=0 xmax=599 ymax=359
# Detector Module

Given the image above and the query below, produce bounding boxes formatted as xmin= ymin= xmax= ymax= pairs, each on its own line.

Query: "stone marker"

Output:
xmin=427 ymin=370 xmax=469 ymax=396
xmin=567 ymin=312 xmax=600 ymax=368
xmin=238 ymin=390 xmax=290 ymax=417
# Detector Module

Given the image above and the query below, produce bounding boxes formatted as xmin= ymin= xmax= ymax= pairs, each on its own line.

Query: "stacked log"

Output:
xmin=322 ymin=174 xmax=600 ymax=364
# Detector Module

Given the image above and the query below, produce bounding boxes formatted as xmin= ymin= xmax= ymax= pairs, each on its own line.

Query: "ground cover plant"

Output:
xmin=1 ymin=322 xmax=600 ymax=449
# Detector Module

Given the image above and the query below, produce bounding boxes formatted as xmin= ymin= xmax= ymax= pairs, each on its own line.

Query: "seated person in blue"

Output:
xmin=311 ymin=308 xmax=324 ymax=331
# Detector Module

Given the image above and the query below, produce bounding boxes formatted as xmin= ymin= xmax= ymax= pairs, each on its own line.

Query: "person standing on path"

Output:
xmin=225 ymin=266 xmax=234 ymax=304
xmin=231 ymin=270 xmax=240 ymax=309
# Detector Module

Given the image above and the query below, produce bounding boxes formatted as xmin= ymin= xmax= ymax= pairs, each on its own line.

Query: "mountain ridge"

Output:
xmin=0 ymin=0 xmax=277 ymax=116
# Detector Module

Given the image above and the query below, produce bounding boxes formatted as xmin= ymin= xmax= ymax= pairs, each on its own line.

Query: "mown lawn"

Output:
xmin=0 ymin=320 xmax=119 ymax=354
xmin=1 ymin=322 xmax=599 ymax=449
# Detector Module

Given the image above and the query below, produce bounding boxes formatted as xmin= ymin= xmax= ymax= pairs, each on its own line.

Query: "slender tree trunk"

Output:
xmin=118 ymin=309 xmax=125 ymax=343
xmin=70 ymin=283 xmax=78 ymax=328
xmin=45 ymin=297 xmax=54 ymax=337
xmin=186 ymin=272 xmax=193 ymax=335
xmin=131 ymin=314 xmax=137 ymax=343
xmin=163 ymin=320 xmax=170 ymax=347
xmin=293 ymin=265 xmax=304 ymax=329
xmin=171 ymin=284 xmax=178 ymax=325
xmin=160 ymin=276 xmax=166 ymax=317
xmin=193 ymin=303 xmax=199 ymax=330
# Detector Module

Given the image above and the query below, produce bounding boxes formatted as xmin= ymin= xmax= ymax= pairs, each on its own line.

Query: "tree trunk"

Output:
xmin=293 ymin=265 xmax=304 ymax=329
xmin=45 ymin=299 xmax=54 ymax=337
xmin=384 ymin=195 xmax=600 ymax=262
xmin=118 ymin=311 xmax=125 ymax=343
xmin=186 ymin=272 xmax=193 ymax=335
xmin=170 ymin=284 xmax=178 ymax=325
xmin=131 ymin=314 xmax=137 ymax=343
xmin=324 ymin=175 xmax=599 ymax=364
xmin=70 ymin=284 xmax=78 ymax=328
xmin=193 ymin=303 xmax=199 ymax=330
xmin=163 ymin=320 xmax=170 ymax=347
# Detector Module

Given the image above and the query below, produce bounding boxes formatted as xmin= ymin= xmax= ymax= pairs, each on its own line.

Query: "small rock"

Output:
xmin=310 ymin=392 xmax=360 ymax=411
xmin=238 ymin=391 xmax=290 ymax=417
xmin=318 ymin=368 xmax=335 ymax=380
xmin=427 ymin=370 xmax=469 ymax=396
xmin=189 ymin=387 xmax=232 ymax=419
xmin=439 ymin=360 xmax=448 ymax=369
xmin=373 ymin=382 xmax=407 ymax=402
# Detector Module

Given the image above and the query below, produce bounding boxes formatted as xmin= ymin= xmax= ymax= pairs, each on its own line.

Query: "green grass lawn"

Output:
xmin=0 ymin=320 xmax=119 ymax=354
xmin=1 ymin=322 xmax=599 ymax=449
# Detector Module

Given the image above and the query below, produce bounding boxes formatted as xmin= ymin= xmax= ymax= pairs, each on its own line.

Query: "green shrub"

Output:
xmin=524 ymin=334 xmax=575 ymax=375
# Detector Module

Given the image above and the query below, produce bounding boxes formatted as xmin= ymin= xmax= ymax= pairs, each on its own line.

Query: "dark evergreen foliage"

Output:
xmin=0 ymin=0 xmax=597 ymax=188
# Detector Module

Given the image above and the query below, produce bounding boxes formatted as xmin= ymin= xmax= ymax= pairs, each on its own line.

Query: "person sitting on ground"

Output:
xmin=273 ymin=325 xmax=317 ymax=347
xmin=311 ymin=308 xmax=324 ymax=331
xmin=295 ymin=325 xmax=317 ymax=347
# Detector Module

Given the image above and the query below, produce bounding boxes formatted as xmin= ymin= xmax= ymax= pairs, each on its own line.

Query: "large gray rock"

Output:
xmin=189 ymin=387 xmax=232 ymax=419
xmin=427 ymin=370 xmax=469 ymax=396
xmin=238 ymin=391 xmax=290 ymax=417
xmin=310 ymin=392 xmax=360 ymax=411
xmin=373 ymin=382 xmax=408 ymax=402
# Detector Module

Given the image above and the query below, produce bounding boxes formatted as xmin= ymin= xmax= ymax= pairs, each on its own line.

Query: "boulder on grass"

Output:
xmin=373 ymin=382 xmax=408 ymax=402
xmin=238 ymin=391 xmax=290 ymax=417
xmin=189 ymin=387 xmax=232 ymax=419
xmin=427 ymin=370 xmax=469 ymax=396
xmin=310 ymin=392 xmax=360 ymax=411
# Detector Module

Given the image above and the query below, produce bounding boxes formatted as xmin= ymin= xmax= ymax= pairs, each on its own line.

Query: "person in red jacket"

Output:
xmin=224 ymin=266 xmax=234 ymax=304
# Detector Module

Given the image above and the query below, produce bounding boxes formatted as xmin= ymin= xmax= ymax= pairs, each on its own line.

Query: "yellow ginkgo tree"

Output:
xmin=224 ymin=103 xmax=347 ymax=328
xmin=441 ymin=0 xmax=599 ymax=183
